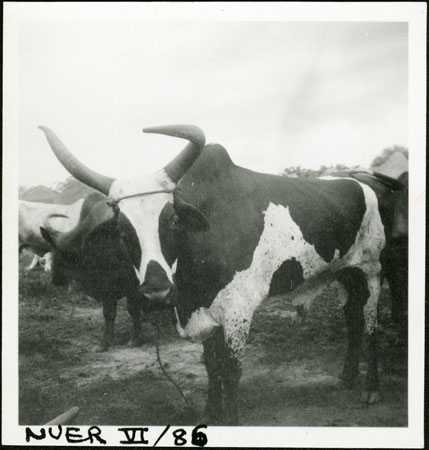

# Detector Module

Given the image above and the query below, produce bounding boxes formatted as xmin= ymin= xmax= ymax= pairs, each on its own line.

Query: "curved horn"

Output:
xmin=44 ymin=214 xmax=70 ymax=227
xmin=41 ymin=214 xmax=70 ymax=242
xmin=143 ymin=125 xmax=206 ymax=183
xmin=38 ymin=126 xmax=115 ymax=195
xmin=45 ymin=406 xmax=80 ymax=426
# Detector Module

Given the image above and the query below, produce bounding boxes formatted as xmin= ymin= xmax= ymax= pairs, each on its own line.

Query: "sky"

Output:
xmin=11 ymin=13 xmax=407 ymax=187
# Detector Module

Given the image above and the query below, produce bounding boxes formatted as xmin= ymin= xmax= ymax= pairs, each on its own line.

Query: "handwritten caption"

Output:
xmin=25 ymin=424 xmax=208 ymax=446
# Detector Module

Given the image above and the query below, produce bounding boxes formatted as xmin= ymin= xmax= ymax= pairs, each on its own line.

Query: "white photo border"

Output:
xmin=3 ymin=2 xmax=426 ymax=447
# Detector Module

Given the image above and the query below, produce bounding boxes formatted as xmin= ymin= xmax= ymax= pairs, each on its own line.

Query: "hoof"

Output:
xmin=360 ymin=390 xmax=381 ymax=404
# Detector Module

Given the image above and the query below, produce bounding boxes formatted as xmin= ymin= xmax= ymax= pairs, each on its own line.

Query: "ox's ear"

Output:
xmin=174 ymin=196 xmax=210 ymax=232
xmin=81 ymin=201 xmax=118 ymax=247
xmin=40 ymin=227 xmax=58 ymax=248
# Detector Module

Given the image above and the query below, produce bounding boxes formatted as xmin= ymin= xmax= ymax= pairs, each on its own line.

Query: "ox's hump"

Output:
xmin=80 ymin=192 xmax=108 ymax=221
xmin=176 ymin=143 xmax=235 ymax=197
xmin=201 ymin=143 xmax=235 ymax=169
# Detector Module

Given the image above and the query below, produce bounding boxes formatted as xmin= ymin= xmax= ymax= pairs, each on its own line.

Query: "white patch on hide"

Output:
xmin=194 ymin=180 xmax=385 ymax=362
xmin=172 ymin=259 xmax=178 ymax=274
xmin=364 ymin=275 xmax=382 ymax=334
xmin=109 ymin=170 xmax=175 ymax=284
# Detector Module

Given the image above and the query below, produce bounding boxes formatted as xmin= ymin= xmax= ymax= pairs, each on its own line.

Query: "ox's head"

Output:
xmin=40 ymin=192 xmax=142 ymax=298
xmin=39 ymin=125 xmax=208 ymax=306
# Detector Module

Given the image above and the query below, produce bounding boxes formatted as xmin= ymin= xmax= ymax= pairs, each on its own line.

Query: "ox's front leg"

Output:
xmin=126 ymin=296 xmax=143 ymax=347
xmin=26 ymin=254 xmax=40 ymax=271
xmin=202 ymin=327 xmax=243 ymax=425
xmin=221 ymin=349 xmax=242 ymax=426
xmin=97 ymin=297 xmax=117 ymax=352
xmin=202 ymin=329 xmax=224 ymax=425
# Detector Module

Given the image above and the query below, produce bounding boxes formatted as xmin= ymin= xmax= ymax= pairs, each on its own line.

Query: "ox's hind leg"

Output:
xmin=336 ymin=267 xmax=381 ymax=404
xmin=361 ymin=274 xmax=381 ymax=404
xmin=336 ymin=268 xmax=367 ymax=389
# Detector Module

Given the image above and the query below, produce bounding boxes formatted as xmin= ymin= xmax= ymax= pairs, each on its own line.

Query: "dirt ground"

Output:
xmin=18 ymin=254 xmax=407 ymax=426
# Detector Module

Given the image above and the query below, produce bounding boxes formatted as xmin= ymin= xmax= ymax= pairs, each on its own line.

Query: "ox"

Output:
xmin=39 ymin=125 xmax=399 ymax=424
xmin=40 ymin=191 xmax=156 ymax=351
xmin=19 ymin=197 xmax=140 ymax=350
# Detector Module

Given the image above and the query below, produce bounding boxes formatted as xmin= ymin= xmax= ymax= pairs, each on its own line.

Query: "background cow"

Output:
xmin=19 ymin=199 xmax=84 ymax=261
xmin=40 ymin=189 xmax=175 ymax=352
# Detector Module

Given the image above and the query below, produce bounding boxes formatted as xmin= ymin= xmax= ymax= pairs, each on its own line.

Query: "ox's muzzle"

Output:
xmin=139 ymin=260 xmax=176 ymax=307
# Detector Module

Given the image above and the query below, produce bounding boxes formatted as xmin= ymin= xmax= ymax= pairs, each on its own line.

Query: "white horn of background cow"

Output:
xmin=41 ymin=213 xmax=70 ymax=244
xmin=143 ymin=125 xmax=206 ymax=183
xmin=44 ymin=406 xmax=80 ymax=425
xmin=38 ymin=126 xmax=115 ymax=195
xmin=44 ymin=213 xmax=70 ymax=227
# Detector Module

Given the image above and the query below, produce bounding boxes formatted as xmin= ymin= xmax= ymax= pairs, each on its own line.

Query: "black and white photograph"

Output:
xmin=3 ymin=2 xmax=425 ymax=447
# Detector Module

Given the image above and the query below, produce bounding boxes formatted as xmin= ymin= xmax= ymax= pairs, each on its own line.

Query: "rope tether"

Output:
xmin=154 ymin=316 xmax=196 ymax=415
